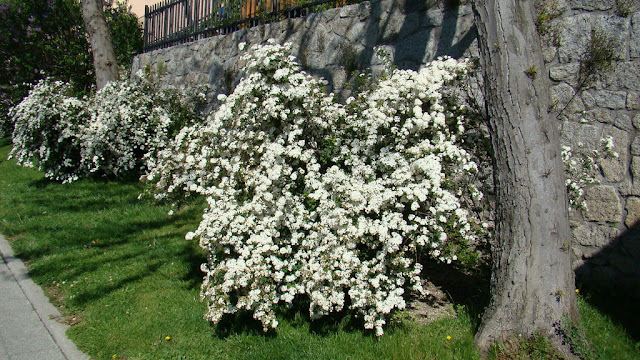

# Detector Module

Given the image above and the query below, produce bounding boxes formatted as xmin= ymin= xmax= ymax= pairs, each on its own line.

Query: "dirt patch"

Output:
xmin=44 ymin=283 xmax=64 ymax=304
xmin=48 ymin=312 xmax=82 ymax=326
xmin=406 ymin=279 xmax=456 ymax=325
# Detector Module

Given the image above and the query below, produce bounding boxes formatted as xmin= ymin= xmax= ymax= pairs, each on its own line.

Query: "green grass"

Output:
xmin=579 ymin=294 xmax=640 ymax=360
xmin=1 ymin=136 xmax=639 ymax=359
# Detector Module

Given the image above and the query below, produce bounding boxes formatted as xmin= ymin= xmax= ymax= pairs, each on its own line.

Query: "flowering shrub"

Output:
xmin=9 ymin=72 xmax=204 ymax=181
xmin=8 ymin=78 xmax=87 ymax=182
xmin=146 ymin=41 xmax=485 ymax=335
xmin=562 ymin=136 xmax=618 ymax=210
xmin=80 ymin=74 xmax=194 ymax=178
xmin=298 ymin=57 xmax=484 ymax=334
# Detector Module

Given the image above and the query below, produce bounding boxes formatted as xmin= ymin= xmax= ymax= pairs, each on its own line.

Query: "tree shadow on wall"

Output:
xmin=574 ymin=221 xmax=640 ymax=342
xmin=286 ymin=0 xmax=477 ymax=98
xmin=204 ymin=0 xmax=479 ymax=103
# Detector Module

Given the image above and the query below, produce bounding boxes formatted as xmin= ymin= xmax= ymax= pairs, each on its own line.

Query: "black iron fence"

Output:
xmin=143 ymin=0 xmax=357 ymax=52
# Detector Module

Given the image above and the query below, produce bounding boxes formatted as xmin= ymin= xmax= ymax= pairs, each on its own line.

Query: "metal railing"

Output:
xmin=143 ymin=0 xmax=355 ymax=52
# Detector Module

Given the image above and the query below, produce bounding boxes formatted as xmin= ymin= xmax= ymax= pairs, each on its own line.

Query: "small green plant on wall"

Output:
xmin=524 ymin=65 xmax=538 ymax=79
xmin=534 ymin=0 xmax=563 ymax=36
xmin=341 ymin=44 xmax=360 ymax=74
xmin=555 ymin=28 xmax=620 ymax=118
xmin=578 ymin=29 xmax=618 ymax=88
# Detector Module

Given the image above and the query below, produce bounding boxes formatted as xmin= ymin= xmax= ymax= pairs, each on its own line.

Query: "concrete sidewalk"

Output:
xmin=0 ymin=233 xmax=89 ymax=360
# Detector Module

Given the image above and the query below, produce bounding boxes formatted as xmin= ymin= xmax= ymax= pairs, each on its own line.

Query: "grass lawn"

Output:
xmin=1 ymin=137 xmax=639 ymax=359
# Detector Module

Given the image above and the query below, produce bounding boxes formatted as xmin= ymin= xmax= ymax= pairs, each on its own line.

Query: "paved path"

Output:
xmin=0 ymin=233 xmax=89 ymax=360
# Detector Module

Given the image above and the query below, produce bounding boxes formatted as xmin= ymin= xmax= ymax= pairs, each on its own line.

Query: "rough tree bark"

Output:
xmin=471 ymin=0 xmax=580 ymax=355
xmin=82 ymin=0 xmax=119 ymax=89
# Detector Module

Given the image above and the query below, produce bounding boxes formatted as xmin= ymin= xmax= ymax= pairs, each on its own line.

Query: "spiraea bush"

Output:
xmin=8 ymin=72 xmax=205 ymax=182
xmin=144 ymin=40 xmax=486 ymax=336
xmin=8 ymin=78 xmax=87 ymax=182
xmin=80 ymin=75 xmax=189 ymax=179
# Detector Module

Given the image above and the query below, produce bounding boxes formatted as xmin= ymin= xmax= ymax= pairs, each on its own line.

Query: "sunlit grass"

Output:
xmin=1 ymin=137 xmax=639 ymax=359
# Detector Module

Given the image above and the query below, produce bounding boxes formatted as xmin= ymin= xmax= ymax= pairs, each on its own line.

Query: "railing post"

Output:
xmin=193 ymin=0 xmax=200 ymax=42
xmin=143 ymin=5 xmax=149 ymax=51
xmin=162 ymin=0 xmax=168 ymax=48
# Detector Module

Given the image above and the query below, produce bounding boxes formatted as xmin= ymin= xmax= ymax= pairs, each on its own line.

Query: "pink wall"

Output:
xmin=127 ymin=0 xmax=156 ymax=19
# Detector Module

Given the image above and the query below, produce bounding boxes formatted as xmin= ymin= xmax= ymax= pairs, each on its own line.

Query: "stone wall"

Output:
xmin=131 ymin=0 xmax=640 ymax=298
xmin=546 ymin=0 xmax=640 ymax=298
xmin=131 ymin=0 xmax=477 ymax=103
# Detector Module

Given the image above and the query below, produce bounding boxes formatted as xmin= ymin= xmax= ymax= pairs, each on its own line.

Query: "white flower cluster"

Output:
xmin=8 ymin=74 xmax=203 ymax=182
xmin=310 ymin=57 xmax=482 ymax=334
xmin=8 ymin=79 xmax=86 ymax=182
xmin=146 ymin=40 xmax=484 ymax=335
xmin=562 ymin=136 xmax=617 ymax=211
xmin=79 ymin=76 xmax=173 ymax=178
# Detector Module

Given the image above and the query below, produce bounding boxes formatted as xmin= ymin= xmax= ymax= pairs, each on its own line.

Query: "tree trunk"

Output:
xmin=471 ymin=0 xmax=579 ymax=355
xmin=82 ymin=0 xmax=118 ymax=89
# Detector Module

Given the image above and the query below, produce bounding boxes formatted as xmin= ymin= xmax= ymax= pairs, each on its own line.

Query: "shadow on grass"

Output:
xmin=420 ymin=258 xmax=491 ymax=332
xmin=211 ymin=259 xmax=491 ymax=340
xmin=213 ymin=299 xmax=369 ymax=339
xmin=29 ymin=172 xmax=145 ymax=189
xmin=12 ymin=215 xmax=185 ymax=259
xmin=177 ymin=238 xmax=207 ymax=290
xmin=0 ymin=137 xmax=11 ymax=149
xmin=3 ymin=173 xmax=207 ymax=309
xmin=576 ymin=222 xmax=640 ymax=342
xmin=69 ymin=260 xmax=165 ymax=306
xmin=27 ymin=178 xmax=143 ymax=212
xmin=36 ymin=227 xmax=205 ymax=304
xmin=214 ymin=310 xmax=278 ymax=338
xmin=282 ymin=299 xmax=365 ymax=337
xmin=10 ymin=177 xmax=199 ymax=253
xmin=308 ymin=311 xmax=364 ymax=336
xmin=581 ymin=290 xmax=640 ymax=342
